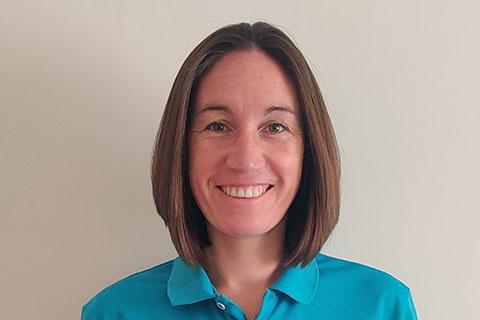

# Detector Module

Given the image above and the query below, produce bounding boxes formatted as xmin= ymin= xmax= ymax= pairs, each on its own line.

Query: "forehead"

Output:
xmin=193 ymin=48 xmax=298 ymax=114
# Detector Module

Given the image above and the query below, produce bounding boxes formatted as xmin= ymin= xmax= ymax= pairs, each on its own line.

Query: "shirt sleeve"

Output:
xmin=81 ymin=300 xmax=102 ymax=320
xmin=397 ymin=288 xmax=419 ymax=320
xmin=81 ymin=295 xmax=114 ymax=320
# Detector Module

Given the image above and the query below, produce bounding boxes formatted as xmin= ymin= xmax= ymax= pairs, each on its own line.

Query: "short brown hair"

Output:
xmin=151 ymin=21 xmax=341 ymax=268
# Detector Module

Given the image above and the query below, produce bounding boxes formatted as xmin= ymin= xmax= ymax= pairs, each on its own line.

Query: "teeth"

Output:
xmin=237 ymin=188 xmax=245 ymax=197
xmin=220 ymin=185 xmax=269 ymax=199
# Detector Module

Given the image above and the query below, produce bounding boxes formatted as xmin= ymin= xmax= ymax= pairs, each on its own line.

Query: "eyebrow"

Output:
xmin=194 ymin=104 xmax=297 ymax=116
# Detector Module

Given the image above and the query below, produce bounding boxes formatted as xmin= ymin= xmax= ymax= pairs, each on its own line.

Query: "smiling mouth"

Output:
xmin=217 ymin=185 xmax=273 ymax=199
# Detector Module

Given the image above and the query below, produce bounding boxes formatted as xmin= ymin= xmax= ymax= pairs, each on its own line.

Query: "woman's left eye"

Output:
xmin=266 ymin=123 xmax=286 ymax=133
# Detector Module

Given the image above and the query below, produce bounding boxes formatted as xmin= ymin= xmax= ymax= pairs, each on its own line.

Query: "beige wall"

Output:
xmin=1 ymin=0 xmax=479 ymax=319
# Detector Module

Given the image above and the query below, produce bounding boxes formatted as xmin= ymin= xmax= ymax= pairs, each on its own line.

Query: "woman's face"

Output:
xmin=188 ymin=49 xmax=304 ymax=240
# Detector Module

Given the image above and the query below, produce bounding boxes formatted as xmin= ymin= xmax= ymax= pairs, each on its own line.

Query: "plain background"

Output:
xmin=1 ymin=0 xmax=479 ymax=319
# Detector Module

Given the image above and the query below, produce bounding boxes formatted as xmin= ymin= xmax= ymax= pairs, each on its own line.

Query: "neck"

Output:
xmin=204 ymin=219 xmax=286 ymax=290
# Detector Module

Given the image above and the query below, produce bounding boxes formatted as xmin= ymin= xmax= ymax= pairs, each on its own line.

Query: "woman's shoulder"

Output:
xmin=81 ymin=259 xmax=175 ymax=319
xmin=311 ymin=253 xmax=417 ymax=318
xmin=315 ymin=253 xmax=412 ymax=294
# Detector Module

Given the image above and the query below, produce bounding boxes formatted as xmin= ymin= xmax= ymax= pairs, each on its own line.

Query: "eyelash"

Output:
xmin=205 ymin=121 xmax=288 ymax=134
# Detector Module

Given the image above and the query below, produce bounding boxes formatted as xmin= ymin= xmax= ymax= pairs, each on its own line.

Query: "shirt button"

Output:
xmin=216 ymin=302 xmax=226 ymax=310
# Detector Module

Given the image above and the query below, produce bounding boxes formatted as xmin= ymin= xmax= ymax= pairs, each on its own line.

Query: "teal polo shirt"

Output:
xmin=81 ymin=253 xmax=418 ymax=319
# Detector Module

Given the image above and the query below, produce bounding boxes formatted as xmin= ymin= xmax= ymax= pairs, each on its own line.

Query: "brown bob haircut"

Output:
xmin=151 ymin=21 xmax=341 ymax=268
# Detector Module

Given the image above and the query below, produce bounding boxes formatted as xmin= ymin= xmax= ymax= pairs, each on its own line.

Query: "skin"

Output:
xmin=188 ymin=48 xmax=304 ymax=319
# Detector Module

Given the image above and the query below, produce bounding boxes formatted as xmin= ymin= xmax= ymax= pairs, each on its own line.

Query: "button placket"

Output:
xmin=214 ymin=294 xmax=247 ymax=319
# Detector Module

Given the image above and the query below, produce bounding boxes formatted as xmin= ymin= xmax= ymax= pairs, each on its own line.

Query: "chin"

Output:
xmin=208 ymin=217 xmax=285 ymax=240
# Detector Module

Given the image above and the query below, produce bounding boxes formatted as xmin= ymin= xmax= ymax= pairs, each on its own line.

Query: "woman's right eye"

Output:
xmin=206 ymin=122 xmax=227 ymax=132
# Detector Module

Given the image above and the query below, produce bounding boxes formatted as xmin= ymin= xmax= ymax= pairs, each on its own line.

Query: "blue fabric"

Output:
xmin=81 ymin=253 xmax=418 ymax=319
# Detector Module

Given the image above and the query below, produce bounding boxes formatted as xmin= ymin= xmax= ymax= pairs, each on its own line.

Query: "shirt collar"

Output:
xmin=167 ymin=255 xmax=319 ymax=306
xmin=167 ymin=257 xmax=217 ymax=306
xmin=270 ymin=257 xmax=319 ymax=305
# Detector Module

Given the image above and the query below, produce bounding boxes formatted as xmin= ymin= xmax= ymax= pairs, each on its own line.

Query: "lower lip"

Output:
xmin=216 ymin=186 xmax=272 ymax=203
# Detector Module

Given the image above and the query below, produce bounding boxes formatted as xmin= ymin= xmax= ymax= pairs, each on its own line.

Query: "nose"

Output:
xmin=225 ymin=130 xmax=266 ymax=171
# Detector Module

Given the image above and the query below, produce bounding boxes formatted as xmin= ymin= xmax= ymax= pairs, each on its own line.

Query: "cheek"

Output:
xmin=188 ymin=139 xmax=201 ymax=187
xmin=188 ymin=138 xmax=221 ymax=187
xmin=271 ymin=140 xmax=304 ymax=174
xmin=189 ymin=141 xmax=204 ymax=186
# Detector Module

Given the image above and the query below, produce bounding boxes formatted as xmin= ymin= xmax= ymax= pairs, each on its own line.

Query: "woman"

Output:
xmin=82 ymin=22 xmax=418 ymax=319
